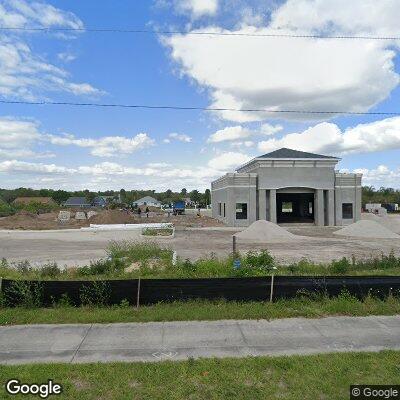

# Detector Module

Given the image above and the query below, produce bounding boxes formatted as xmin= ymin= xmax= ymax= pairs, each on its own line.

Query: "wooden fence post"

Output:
xmin=232 ymin=236 xmax=237 ymax=256
xmin=269 ymin=274 xmax=274 ymax=303
xmin=136 ymin=277 xmax=141 ymax=309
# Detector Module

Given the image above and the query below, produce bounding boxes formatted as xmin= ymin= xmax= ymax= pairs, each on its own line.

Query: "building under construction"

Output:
xmin=211 ymin=148 xmax=362 ymax=227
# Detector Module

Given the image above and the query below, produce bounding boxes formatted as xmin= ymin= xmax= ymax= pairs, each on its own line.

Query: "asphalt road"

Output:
xmin=1 ymin=315 xmax=399 ymax=364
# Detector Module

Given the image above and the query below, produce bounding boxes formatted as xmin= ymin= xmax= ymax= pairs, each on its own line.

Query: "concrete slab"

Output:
xmin=1 ymin=316 xmax=400 ymax=365
xmin=0 ymin=324 xmax=90 ymax=364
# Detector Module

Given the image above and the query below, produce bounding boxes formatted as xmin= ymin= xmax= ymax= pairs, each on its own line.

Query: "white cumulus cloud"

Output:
xmin=0 ymin=0 xmax=102 ymax=100
xmin=164 ymin=0 xmax=400 ymax=122
xmin=174 ymin=0 xmax=218 ymax=19
xmin=0 ymin=116 xmax=55 ymax=159
xmin=164 ymin=132 xmax=192 ymax=143
xmin=207 ymin=151 xmax=251 ymax=171
xmin=258 ymin=117 xmax=400 ymax=156
xmin=47 ymin=133 xmax=155 ymax=157
xmin=208 ymin=123 xmax=282 ymax=143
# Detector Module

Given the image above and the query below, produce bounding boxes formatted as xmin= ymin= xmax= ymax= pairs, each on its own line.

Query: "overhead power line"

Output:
xmin=0 ymin=26 xmax=399 ymax=40
xmin=0 ymin=99 xmax=398 ymax=116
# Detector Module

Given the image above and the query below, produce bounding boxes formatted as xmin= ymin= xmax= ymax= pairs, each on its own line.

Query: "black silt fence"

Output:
xmin=1 ymin=275 xmax=400 ymax=307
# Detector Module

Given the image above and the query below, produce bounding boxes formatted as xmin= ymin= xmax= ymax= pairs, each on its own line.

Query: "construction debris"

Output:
xmin=87 ymin=211 xmax=97 ymax=219
xmin=82 ymin=223 xmax=173 ymax=231
xmin=75 ymin=211 xmax=87 ymax=220
xmin=58 ymin=211 xmax=71 ymax=222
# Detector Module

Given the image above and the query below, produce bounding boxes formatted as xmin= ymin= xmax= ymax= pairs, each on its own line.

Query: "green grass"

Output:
xmin=1 ymin=294 xmax=400 ymax=325
xmin=1 ymin=351 xmax=399 ymax=399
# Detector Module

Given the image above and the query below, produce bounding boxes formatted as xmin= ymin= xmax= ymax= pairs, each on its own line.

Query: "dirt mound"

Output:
xmin=334 ymin=220 xmax=400 ymax=239
xmin=234 ymin=220 xmax=299 ymax=242
xmin=0 ymin=211 xmax=85 ymax=230
xmin=89 ymin=210 xmax=137 ymax=225
xmin=362 ymin=213 xmax=400 ymax=234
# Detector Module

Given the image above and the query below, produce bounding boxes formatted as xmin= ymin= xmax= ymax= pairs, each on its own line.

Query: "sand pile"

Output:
xmin=234 ymin=220 xmax=299 ymax=242
xmin=362 ymin=213 xmax=400 ymax=234
xmin=333 ymin=220 xmax=400 ymax=239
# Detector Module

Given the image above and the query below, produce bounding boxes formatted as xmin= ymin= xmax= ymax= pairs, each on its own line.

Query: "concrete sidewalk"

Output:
xmin=1 ymin=315 xmax=399 ymax=365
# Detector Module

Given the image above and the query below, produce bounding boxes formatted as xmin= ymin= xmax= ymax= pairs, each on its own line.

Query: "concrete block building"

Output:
xmin=211 ymin=148 xmax=362 ymax=227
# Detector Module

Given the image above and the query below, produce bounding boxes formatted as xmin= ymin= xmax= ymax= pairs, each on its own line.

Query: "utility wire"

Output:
xmin=0 ymin=26 xmax=399 ymax=40
xmin=0 ymin=99 xmax=398 ymax=115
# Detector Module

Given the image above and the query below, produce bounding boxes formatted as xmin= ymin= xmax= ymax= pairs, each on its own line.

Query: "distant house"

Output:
xmin=63 ymin=197 xmax=91 ymax=208
xmin=13 ymin=197 xmax=57 ymax=206
xmin=92 ymin=196 xmax=108 ymax=208
xmin=132 ymin=196 xmax=161 ymax=208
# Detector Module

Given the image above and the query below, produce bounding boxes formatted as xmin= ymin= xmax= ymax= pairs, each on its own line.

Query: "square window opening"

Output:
xmin=282 ymin=202 xmax=293 ymax=213
xmin=342 ymin=203 xmax=353 ymax=219
xmin=236 ymin=203 xmax=248 ymax=220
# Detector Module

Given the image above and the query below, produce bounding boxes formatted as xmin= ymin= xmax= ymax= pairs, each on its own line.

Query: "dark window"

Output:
xmin=236 ymin=203 xmax=248 ymax=219
xmin=218 ymin=203 xmax=222 ymax=216
xmin=223 ymin=203 xmax=226 ymax=217
xmin=342 ymin=203 xmax=353 ymax=219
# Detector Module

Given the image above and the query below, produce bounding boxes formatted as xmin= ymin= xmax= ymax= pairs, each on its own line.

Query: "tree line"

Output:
xmin=0 ymin=187 xmax=211 ymax=207
xmin=362 ymin=186 xmax=400 ymax=206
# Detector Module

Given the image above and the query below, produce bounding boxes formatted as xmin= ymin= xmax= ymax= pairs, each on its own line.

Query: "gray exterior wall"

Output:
xmin=211 ymin=159 xmax=362 ymax=227
xmin=240 ymin=160 xmax=336 ymax=190
xmin=334 ymin=173 xmax=362 ymax=226
xmin=211 ymin=173 xmax=257 ymax=227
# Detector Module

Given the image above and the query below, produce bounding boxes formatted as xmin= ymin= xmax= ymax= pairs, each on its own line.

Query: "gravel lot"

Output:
xmin=1 ymin=224 xmax=400 ymax=267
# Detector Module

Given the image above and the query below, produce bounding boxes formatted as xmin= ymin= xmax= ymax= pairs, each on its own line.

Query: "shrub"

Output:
xmin=119 ymin=298 xmax=130 ymax=308
xmin=244 ymin=250 xmax=275 ymax=272
xmin=107 ymin=241 xmax=173 ymax=267
xmin=80 ymin=281 xmax=111 ymax=306
xmin=77 ymin=258 xmax=125 ymax=276
xmin=4 ymin=281 xmax=43 ymax=308
xmin=39 ymin=262 xmax=61 ymax=278
xmin=56 ymin=293 xmax=73 ymax=307
xmin=0 ymin=200 xmax=15 ymax=217
xmin=13 ymin=260 xmax=32 ymax=273
xmin=330 ymin=257 xmax=350 ymax=275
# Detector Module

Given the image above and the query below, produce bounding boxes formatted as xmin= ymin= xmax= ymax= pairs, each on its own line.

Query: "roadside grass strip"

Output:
xmin=1 ymin=351 xmax=399 ymax=399
xmin=1 ymin=294 xmax=400 ymax=325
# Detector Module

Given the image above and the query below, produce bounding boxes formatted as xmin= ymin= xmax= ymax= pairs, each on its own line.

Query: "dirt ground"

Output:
xmin=0 ymin=209 xmax=223 ymax=230
xmin=1 ymin=224 xmax=400 ymax=267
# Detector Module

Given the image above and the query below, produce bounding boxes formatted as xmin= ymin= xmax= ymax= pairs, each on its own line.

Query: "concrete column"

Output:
xmin=269 ymin=189 xmax=277 ymax=223
xmin=258 ymin=189 xmax=267 ymax=220
xmin=355 ymin=186 xmax=362 ymax=221
xmin=248 ymin=186 xmax=257 ymax=224
xmin=315 ymin=189 xmax=325 ymax=226
xmin=327 ymin=189 xmax=335 ymax=226
xmin=226 ymin=187 xmax=236 ymax=227
xmin=335 ymin=188 xmax=342 ymax=226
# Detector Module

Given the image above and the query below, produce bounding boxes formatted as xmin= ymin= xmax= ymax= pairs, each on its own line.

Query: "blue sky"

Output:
xmin=1 ymin=0 xmax=400 ymax=191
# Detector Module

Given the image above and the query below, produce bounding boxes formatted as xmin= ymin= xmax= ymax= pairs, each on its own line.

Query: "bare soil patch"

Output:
xmin=0 ymin=209 xmax=223 ymax=230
